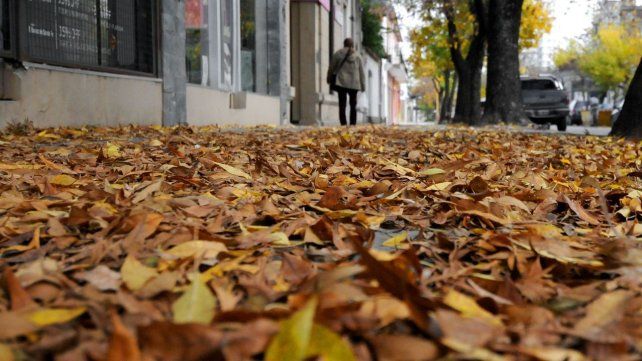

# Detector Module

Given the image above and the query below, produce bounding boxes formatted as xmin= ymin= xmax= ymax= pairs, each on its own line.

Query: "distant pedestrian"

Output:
xmin=327 ymin=38 xmax=366 ymax=126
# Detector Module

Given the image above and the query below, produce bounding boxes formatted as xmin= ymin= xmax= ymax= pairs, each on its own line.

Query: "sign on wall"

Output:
xmin=19 ymin=0 xmax=156 ymax=74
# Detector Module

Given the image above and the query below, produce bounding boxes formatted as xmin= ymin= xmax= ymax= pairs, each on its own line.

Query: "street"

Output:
xmin=402 ymin=122 xmax=613 ymax=137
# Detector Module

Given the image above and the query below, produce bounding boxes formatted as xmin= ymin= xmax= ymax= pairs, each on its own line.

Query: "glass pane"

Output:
xmin=186 ymin=0 xmax=207 ymax=85
xmin=220 ymin=0 xmax=234 ymax=89
xmin=240 ymin=0 xmax=256 ymax=92
xmin=1 ymin=0 xmax=9 ymax=52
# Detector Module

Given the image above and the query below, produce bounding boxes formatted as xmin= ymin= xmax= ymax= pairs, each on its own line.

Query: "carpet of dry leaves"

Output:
xmin=1 ymin=125 xmax=642 ymax=361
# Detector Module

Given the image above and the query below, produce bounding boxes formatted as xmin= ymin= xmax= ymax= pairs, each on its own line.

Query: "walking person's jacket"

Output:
xmin=327 ymin=48 xmax=366 ymax=92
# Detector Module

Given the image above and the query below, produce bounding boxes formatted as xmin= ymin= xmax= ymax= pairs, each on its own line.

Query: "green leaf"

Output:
xmin=172 ymin=274 xmax=217 ymax=324
xmin=266 ymin=297 xmax=318 ymax=361
xmin=306 ymin=324 xmax=356 ymax=361
xmin=417 ymin=168 xmax=446 ymax=176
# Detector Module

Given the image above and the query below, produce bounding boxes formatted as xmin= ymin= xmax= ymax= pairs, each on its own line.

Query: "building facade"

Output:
xmin=290 ymin=0 xmax=364 ymax=126
xmin=0 ymin=0 xmax=289 ymax=127
xmin=380 ymin=7 xmax=407 ymax=125
xmin=0 ymin=0 xmax=409 ymax=128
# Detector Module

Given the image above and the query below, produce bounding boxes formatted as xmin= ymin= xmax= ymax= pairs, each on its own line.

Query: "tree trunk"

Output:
xmin=445 ymin=0 xmax=486 ymax=125
xmin=482 ymin=0 xmax=527 ymax=125
xmin=453 ymin=60 xmax=483 ymax=125
xmin=611 ymin=58 xmax=642 ymax=139
xmin=439 ymin=70 xmax=452 ymax=122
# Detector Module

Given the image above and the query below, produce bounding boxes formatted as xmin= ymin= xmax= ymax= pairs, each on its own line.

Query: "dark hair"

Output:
xmin=344 ymin=38 xmax=354 ymax=48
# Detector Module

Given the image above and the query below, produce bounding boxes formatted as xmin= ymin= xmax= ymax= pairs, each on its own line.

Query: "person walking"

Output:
xmin=327 ymin=38 xmax=366 ymax=126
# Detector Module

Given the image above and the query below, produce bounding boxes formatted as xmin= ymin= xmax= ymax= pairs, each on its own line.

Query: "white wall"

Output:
xmin=186 ymin=85 xmax=281 ymax=126
xmin=0 ymin=64 xmax=162 ymax=128
xmin=362 ymin=53 xmax=383 ymax=121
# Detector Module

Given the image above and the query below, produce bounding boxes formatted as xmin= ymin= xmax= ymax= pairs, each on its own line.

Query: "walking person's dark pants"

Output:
xmin=336 ymin=86 xmax=358 ymax=126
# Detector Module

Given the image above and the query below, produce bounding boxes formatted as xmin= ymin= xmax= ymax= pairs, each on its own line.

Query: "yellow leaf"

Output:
xmin=426 ymin=182 xmax=452 ymax=191
xmin=441 ymin=338 xmax=505 ymax=361
xmin=166 ymin=241 xmax=228 ymax=259
xmin=443 ymin=289 xmax=503 ymax=326
xmin=266 ymin=297 xmax=318 ymax=361
xmin=0 ymin=344 xmax=15 ymax=361
xmin=268 ymin=232 xmax=292 ymax=246
xmin=0 ymin=163 xmax=42 ymax=170
xmin=417 ymin=168 xmax=445 ymax=176
xmin=354 ymin=212 xmax=386 ymax=230
xmin=382 ymin=231 xmax=409 ymax=249
xmin=214 ymin=162 xmax=252 ymax=180
xmin=521 ymin=346 xmax=586 ymax=361
xmin=27 ymin=307 xmax=86 ymax=327
xmin=305 ymin=324 xmax=356 ymax=361
xmin=49 ymin=174 xmax=77 ymax=186
xmin=103 ymin=143 xmax=121 ymax=158
xmin=526 ymin=224 xmax=564 ymax=238
xmin=121 ymin=255 xmax=158 ymax=291
xmin=172 ymin=274 xmax=217 ymax=324
xmin=326 ymin=209 xmax=358 ymax=219
xmin=149 ymin=139 xmax=163 ymax=147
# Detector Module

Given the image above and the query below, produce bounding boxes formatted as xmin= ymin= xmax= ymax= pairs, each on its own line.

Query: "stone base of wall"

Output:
xmin=0 ymin=64 xmax=163 ymax=128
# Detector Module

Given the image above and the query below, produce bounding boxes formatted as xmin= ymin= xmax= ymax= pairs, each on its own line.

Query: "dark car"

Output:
xmin=570 ymin=100 xmax=588 ymax=125
xmin=521 ymin=76 xmax=570 ymax=131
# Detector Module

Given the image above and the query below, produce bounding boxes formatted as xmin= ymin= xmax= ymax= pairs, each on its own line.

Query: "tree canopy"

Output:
xmin=555 ymin=24 xmax=642 ymax=92
xmin=409 ymin=0 xmax=552 ymax=120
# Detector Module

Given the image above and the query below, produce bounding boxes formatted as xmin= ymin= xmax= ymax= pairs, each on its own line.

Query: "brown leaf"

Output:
xmin=563 ymin=195 xmax=600 ymax=226
xmin=370 ymin=334 xmax=439 ymax=361
xmin=107 ymin=311 xmax=141 ymax=361
xmin=3 ymin=268 xmax=36 ymax=311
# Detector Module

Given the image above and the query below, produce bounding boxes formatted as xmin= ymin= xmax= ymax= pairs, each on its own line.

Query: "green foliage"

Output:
xmin=361 ymin=0 xmax=387 ymax=59
xmin=409 ymin=0 xmax=552 ymax=110
xmin=554 ymin=24 xmax=642 ymax=91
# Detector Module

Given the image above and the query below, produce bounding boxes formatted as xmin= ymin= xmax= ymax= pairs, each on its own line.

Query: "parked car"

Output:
xmin=521 ymin=76 xmax=570 ymax=131
xmin=569 ymin=100 xmax=588 ymax=125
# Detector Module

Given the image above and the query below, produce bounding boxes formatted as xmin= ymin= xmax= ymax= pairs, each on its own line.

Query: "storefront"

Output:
xmin=184 ymin=0 xmax=286 ymax=126
xmin=0 ymin=0 xmax=288 ymax=128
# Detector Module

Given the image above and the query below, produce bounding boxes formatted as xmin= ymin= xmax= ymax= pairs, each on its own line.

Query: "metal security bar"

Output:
xmin=16 ymin=0 xmax=157 ymax=76
xmin=0 ymin=0 xmax=17 ymax=58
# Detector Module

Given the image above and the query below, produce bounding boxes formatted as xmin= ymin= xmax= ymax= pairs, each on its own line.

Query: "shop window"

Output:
xmin=185 ymin=0 xmax=280 ymax=95
xmin=240 ymin=0 xmax=281 ymax=96
xmin=186 ymin=0 xmax=208 ymax=85
xmin=15 ymin=0 xmax=155 ymax=74
xmin=1 ymin=0 xmax=8 ymax=53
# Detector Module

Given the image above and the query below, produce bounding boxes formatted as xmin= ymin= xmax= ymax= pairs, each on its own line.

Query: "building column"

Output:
xmin=161 ymin=0 xmax=187 ymax=126
xmin=277 ymin=0 xmax=290 ymax=124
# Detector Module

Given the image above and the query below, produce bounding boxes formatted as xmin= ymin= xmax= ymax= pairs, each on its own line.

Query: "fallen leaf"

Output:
xmin=443 ymin=289 xmax=503 ymax=326
xmin=305 ymin=324 xmax=356 ymax=361
xmin=265 ymin=297 xmax=317 ymax=361
xmin=370 ymin=334 xmax=438 ymax=361
xmin=107 ymin=311 xmax=142 ymax=361
xmin=165 ymin=240 xmax=227 ymax=259
xmin=121 ymin=256 xmax=158 ymax=291
xmin=214 ymin=162 xmax=252 ymax=180
xmin=27 ymin=307 xmax=86 ymax=327
xmin=172 ymin=274 xmax=217 ymax=324
xmin=381 ymin=231 xmax=409 ymax=249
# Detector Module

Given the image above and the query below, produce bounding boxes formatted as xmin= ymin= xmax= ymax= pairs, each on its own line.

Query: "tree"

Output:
xmin=444 ymin=0 xmax=487 ymax=125
xmin=611 ymin=58 xmax=642 ymax=139
xmin=554 ymin=24 xmax=642 ymax=94
xmin=408 ymin=0 xmax=550 ymax=124
xmin=482 ymin=0 xmax=551 ymax=124
xmin=409 ymin=13 xmax=456 ymax=122
xmin=579 ymin=25 xmax=642 ymax=93
xmin=361 ymin=0 xmax=387 ymax=59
